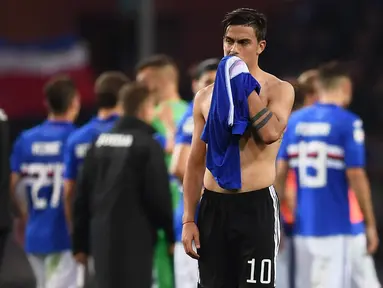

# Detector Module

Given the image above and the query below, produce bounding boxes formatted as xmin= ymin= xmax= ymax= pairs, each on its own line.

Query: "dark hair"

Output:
xmin=95 ymin=71 xmax=130 ymax=109
xmin=135 ymin=54 xmax=178 ymax=74
xmin=192 ymin=58 xmax=219 ymax=80
xmin=290 ymin=81 xmax=305 ymax=111
xmin=298 ymin=70 xmax=319 ymax=95
xmin=222 ymin=8 xmax=267 ymax=41
xmin=317 ymin=61 xmax=350 ymax=90
xmin=119 ymin=82 xmax=152 ymax=116
xmin=43 ymin=75 xmax=77 ymax=114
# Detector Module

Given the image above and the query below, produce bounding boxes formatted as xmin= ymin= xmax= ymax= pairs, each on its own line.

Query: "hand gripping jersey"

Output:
xmin=278 ymin=103 xmax=365 ymax=236
xmin=10 ymin=120 xmax=76 ymax=254
xmin=63 ymin=115 xmax=119 ymax=180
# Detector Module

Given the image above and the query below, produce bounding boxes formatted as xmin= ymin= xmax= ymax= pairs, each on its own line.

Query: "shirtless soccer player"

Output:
xmin=182 ymin=8 xmax=294 ymax=288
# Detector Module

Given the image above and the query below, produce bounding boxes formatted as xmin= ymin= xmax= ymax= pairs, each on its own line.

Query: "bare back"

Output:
xmin=199 ymin=71 xmax=293 ymax=193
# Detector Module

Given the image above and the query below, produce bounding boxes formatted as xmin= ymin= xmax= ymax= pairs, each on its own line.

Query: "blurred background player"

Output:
xmin=63 ymin=71 xmax=129 ymax=233
xmin=0 ymin=108 xmax=36 ymax=288
xmin=136 ymin=54 xmax=188 ymax=288
xmin=63 ymin=71 xmax=129 ymax=287
xmin=170 ymin=58 xmax=218 ymax=288
xmin=276 ymin=69 xmax=320 ymax=288
xmin=72 ymin=82 xmax=174 ymax=288
xmin=278 ymin=67 xmax=381 ymax=288
xmin=10 ymin=76 xmax=80 ymax=288
xmin=275 ymin=62 xmax=378 ymax=288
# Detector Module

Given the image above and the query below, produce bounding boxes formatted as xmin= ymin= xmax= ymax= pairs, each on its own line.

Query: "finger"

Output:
xmin=367 ymin=241 xmax=378 ymax=254
xmin=182 ymin=239 xmax=189 ymax=254
xmin=183 ymin=238 xmax=194 ymax=256
xmin=183 ymin=238 xmax=200 ymax=259
xmin=194 ymin=233 xmax=201 ymax=249
xmin=187 ymin=249 xmax=200 ymax=260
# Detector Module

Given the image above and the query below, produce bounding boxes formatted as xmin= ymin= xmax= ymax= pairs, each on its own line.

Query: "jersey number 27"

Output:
xmin=27 ymin=163 xmax=64 ymax=210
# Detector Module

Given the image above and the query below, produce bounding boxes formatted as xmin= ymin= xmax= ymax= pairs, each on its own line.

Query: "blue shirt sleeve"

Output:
xmin=229 ymin=59 xmax=261 ymax=135
xmin=175 ymin=115 xmax=193 ymax=145
xmin=63 ymin=138 xmax=79 ymax=180
xmin=277 ymin=131 xmax=289 ymax=161
xmin=343 ymin=118 xmax=365 ymax=168
xmin=10 ymin=135 xmax=23 ymax=173
xmin=277 ymin=123 xmax=292 ymax=161
xmin=153 ymin=133 xmax=167 ymax=150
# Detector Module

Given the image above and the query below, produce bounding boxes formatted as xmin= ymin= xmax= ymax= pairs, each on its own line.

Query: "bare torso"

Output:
xmin=200 ymin=71 xmax=284 ymax=193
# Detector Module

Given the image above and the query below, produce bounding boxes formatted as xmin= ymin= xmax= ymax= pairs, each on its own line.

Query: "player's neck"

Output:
xmin=97 ymin=108 xmax=119 ymax=120
xmin=47 ymin=113 xmax=73 ymax=123
xmin=160 ymin=88 xmax=180 ymax=102
xmin=249 ymin=64 xmax=263 ymax=79
xmin=319 ymin=93 xmax=344 ymax=107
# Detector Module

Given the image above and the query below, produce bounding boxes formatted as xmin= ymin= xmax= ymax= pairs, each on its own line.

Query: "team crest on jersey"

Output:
xmin=75 ymin=143 xmax=90 ymax=158
xmin=353 ymin=128 xmax=364 ymax=144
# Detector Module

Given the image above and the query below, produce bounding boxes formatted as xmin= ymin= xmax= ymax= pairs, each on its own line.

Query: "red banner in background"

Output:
xmin=0 ymin=0 xmax=118 ymax=119
xmin=0 ymin=36 xmax=94 ymax=119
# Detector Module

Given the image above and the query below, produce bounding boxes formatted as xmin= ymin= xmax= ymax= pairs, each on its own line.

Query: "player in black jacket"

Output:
xmin=72 ymin=82 xmax=174 ymax=288
xmin=0 ymin=108 xmax=36 ymax=287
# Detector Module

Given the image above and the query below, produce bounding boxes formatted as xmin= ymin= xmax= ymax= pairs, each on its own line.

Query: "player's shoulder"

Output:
xmin=266 ymin=74 xmax=294 ymax=96
xmin=194 ymin=84 xmax=213 ymax=106
xmin=288 ymin=105 xmax=311 ymax=122
xmin=19 ymin=123 xmax=46 ymax=142
xmin=337 ymin=107 xmax=361 ymax=122
xmin=67 ymin=119 xmax=95 ymax=144
xmin=323 ymin=105 xmax=362 ymax=126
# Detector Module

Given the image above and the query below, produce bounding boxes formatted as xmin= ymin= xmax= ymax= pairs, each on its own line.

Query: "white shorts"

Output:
xmin=276 ymin=236 xmax=292 ymax=288
xmin=28 ymin=250 xmax=77 ymax=288
xmin=350 ymin=233 xmax=381 ymax=288
xmin=294 ymin=235 xmax=352 ymax=288
xmin=174 ymin=242 xmax=199 ymax=288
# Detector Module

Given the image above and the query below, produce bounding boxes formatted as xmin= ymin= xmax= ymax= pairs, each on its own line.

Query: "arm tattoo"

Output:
xmin=252 ymin=111 xmax=273 ymax=131
xmin=250 ymin=108 xmax=269 ymax=125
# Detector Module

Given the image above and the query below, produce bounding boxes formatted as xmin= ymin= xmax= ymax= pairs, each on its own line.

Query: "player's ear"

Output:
xmin=257 ymin=40 xmax=266 ymax=55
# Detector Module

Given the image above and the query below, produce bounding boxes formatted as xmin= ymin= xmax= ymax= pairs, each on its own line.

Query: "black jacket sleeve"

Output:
xmin=143 ymin=139 xmax=175 ymax=244
xmin=0 ymin=109 xmax=11 ymax=230
xmin=72 ymin=144 xmax=94 ymax=255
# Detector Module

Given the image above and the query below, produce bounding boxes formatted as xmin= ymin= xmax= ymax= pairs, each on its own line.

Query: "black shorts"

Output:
xmin=197 ymin=187 xmax=280 ymax=288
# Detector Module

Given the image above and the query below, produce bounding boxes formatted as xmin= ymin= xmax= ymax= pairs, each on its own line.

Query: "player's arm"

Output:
xmin=170 ymin=144 xmax=191 ymax=182
xmin=248 ymin=81 xmax=294 ymax=144
xmin=170 ymin=114 xmax=193 ymax=182
xmin=344 ymin=119 xmax=378 ymax=252
xmin=144 ymin=139 xmax=174 ymax=245
xmin=274 ymin=128 xmax=290 ymax=200
xmin=347 ymin=169 xmax=375 ymax=227
xmin=182 ymin=89 xmax=206 ymax=223
xmin=63 ymin=140 xmax=78 ymax=233
xmin=72 ymin=145 xmax=94 ymax=263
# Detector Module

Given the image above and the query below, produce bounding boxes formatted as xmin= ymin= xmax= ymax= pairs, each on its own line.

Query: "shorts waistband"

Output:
xmin=203 ymin=186 xmax=273 ymax=199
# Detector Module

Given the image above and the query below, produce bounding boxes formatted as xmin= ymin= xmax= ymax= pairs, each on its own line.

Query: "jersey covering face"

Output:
xmin=278 ymin=103 xmax=365 ymax=236
xmin=63 ymin=115 xmax=119 ymax=180
xmin=11 ymin=120 xmax=76 ymax=254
